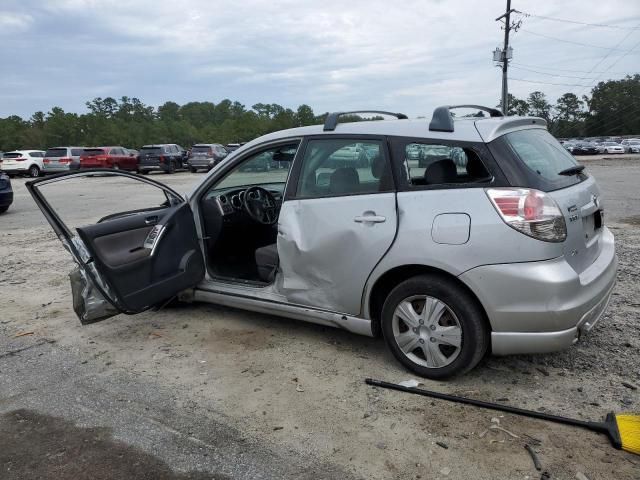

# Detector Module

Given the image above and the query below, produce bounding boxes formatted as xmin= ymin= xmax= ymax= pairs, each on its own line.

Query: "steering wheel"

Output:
xmin=243 ymin=186 xmax=278 ymax=225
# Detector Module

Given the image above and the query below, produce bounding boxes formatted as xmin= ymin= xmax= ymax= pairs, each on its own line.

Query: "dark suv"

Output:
xmin=138 ymin=144 xmax=188 ymax=174
xmin=187 ymin=144 xmax=228 ymax=172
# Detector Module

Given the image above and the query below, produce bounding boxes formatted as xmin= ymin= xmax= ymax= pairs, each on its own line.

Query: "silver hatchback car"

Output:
xmin=27 ymin=106 xmax=617 ymax=378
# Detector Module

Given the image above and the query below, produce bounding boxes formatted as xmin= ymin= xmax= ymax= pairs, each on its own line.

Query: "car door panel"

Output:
xmin=277 ymin=193 xmax=397 ymax=315
xmin=77 ymin=202 xmax=204 ymax=312
xmin=26 ymin=170 xmax=205 ymax=323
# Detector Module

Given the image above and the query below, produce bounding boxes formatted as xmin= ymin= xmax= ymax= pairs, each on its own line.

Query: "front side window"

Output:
xmin=296 ymin=139 xmax=391 ymax=197
xmin=403 ymin=142 xmax=491 ymax=186
xmin=212 ymin=143 xmax=298 ymax=192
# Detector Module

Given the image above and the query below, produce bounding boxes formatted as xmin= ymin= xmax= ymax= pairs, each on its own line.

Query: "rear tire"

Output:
xmin=28 ymin=165 xmax=40 ymax=177
xmin=0 ymin=206 xmax=9 ymax=213
xmin=189 ymin=166 xmax=197 ymax=173
xmin=166 ymin=161 xmax=176 ymax=174
xmin=381 ymin=274 xmax=488 ymax=379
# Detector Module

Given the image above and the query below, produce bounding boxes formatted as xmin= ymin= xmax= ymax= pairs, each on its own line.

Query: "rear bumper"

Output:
xmin=1 ymin=165 xmax=29 ymax=173
xmin=459 ymin=227 xmax=617 ymax=355
xmin=188 ymin=158 xmax=215 ymax=169
xmin=138 ymin=164 xmax=169 ymax=172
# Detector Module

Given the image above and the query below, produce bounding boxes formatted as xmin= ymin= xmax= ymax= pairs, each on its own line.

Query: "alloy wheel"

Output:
xmin=391 ymin=295 xmax=463 ymax=368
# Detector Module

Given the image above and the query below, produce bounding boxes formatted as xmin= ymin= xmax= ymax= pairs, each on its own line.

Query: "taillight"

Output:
xmin=15 ymin=157 xmax=27 ymax=162
xmin=59 ymin=157 xmax=72 ymax=163
xmin=486 ymin=188 xmax=567 ymax=242
xmin=159 ymin=155 xmax=165 ymax=163
xmin=43 ymin=159 xmax=50 ymax=163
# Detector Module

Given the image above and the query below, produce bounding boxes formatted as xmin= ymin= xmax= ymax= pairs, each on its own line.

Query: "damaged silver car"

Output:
xmin=27 ymin=106 xmax=617 ymax=378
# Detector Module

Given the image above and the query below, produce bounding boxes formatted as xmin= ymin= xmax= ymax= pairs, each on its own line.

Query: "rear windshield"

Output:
xmin=192 ymin=146 xmax=212 ymax=153
xmin=141 ymin=147 xmax=162 ymax=154
xmin=490 ymin=129 xmax=584 ymax=191
xmin=82 ymin=148 xmax=106 ymax=156
xmin=45 ymin=148 xmax=67 ymax=157
xmin=3 ymin=152 xmax=23 ymax=158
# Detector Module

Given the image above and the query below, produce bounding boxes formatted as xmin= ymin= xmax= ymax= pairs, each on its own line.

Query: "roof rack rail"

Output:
xmin=429 ymin=105 xmax=504 ymax=133
xmin=323 ymin=110 xmax=408 ymax=131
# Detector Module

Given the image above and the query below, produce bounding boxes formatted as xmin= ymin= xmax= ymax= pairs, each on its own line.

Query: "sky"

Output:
xmin=1 ymin=0 xmax=639 ymax=119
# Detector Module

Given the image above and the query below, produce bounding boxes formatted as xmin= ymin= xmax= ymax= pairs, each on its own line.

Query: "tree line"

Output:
xmin=0 ymin=75 xmax=637 ymax=152
xmin=502 ymin=75 xmax=640 ymax=138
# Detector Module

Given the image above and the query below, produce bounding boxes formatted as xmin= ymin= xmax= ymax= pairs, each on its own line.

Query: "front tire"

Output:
xmin=381 ymin=274 xmax=488 ymax=379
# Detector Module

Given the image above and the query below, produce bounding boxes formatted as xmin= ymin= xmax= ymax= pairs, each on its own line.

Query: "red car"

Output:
xmin=79 ymin=146 xmax=138 ymax=171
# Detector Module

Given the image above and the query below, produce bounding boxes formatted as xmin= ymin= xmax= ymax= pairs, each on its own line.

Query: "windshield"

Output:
xmin=503 ymin=129 xmax=578 ymax=180
xmin=211 ymin=144 xmax=298 ymax=191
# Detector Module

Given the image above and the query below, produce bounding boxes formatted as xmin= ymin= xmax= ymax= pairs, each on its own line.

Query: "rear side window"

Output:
xmin=403 ymin=143 xmax=491 ymax=186
xmin=45 ymin=148 xmax=67 ymax=157
xmin=296 ymin=139 xmax=391 ymax=198
xmin=71 ymin=149 xmax=84 ymax=156
xmin=30 ymin=152 xmax=44 ymax=157
xmin=503 ymin=129 xmax=577 ymax=180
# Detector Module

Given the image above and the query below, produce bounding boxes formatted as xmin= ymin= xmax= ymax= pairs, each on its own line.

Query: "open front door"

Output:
xmin=27 ymin=170 xmax=205 ymax=324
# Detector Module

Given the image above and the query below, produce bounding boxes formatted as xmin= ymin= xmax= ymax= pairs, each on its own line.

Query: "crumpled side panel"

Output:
xmin=67 ymin=236 xmax=120 ymax=324
xmin=276 ymin=195 xmax=397 ymax=315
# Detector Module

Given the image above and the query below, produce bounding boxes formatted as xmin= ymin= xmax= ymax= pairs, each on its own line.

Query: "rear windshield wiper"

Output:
xmin=558 ymin=165 xmax=585 ymax=176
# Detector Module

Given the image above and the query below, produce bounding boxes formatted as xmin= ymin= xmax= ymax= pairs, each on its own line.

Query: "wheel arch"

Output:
xmin=365 ymin=264 xmax=492 ymax=338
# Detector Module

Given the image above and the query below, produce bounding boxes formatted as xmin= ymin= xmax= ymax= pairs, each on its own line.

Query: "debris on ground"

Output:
xmin=525 ymin=444 xmax=542 ymax=471
xmin=435 ymin=441 xmax=448 ymax=449
xmin=398 ymin=379 xmax=422 ymax=388
xmin=14 ymin=331 xmax=34 ymax=337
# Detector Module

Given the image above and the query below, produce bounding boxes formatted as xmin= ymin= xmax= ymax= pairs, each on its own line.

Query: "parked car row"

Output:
xmin=0 ymin=142 xmax=244 ymax=177
xmin=560 ymin=137 xmax=640 ymax=155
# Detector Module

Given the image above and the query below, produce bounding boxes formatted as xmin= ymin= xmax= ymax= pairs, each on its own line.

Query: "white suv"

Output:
xmin=0 ymin=150 xmax=46 ymax=177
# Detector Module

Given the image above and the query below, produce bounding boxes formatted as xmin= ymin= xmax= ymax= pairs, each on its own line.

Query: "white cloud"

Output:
xmin=0 ymin=12 xmax=33 ymax=32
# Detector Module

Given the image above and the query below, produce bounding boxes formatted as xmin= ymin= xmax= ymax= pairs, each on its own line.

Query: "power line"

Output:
xmin=519 ymin=28 xmax=632 ymax=51
xmin=515 ymin=11 xmax=639 ymax=30
xmin=510 ymin=62 xmax=631 ymax=75
xmin=577 ymin=24 xmax=640 ymax=96
xmin=510 ymin=65 xmax=599 ymax=80
xmin=510 ymin=77 xmax=593 ymax=88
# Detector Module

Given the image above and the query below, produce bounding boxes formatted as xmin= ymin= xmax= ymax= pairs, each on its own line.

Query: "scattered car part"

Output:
xmin=365 ymin=378 xmax=640 ymax=455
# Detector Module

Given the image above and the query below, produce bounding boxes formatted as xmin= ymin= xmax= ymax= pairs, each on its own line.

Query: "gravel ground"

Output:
xmin=1 ymin=160 xmax=639 ymax=480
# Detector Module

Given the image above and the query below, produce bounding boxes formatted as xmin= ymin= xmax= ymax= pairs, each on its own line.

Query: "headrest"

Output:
xmin=329 ymin=167 xmax=360 ymax=193
xmin=424 ymin=159 xmax=457 ymax=184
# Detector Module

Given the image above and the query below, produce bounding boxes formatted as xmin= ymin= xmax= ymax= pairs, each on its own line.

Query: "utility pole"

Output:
xmin=494 ymin=1 xmax=519 ymax=114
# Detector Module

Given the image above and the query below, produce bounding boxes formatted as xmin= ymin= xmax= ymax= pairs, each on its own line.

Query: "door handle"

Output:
xmin=354 ymin=214 xmax=386 ymax=224
xmin=145 ymin=215 xmax=159 ymax=225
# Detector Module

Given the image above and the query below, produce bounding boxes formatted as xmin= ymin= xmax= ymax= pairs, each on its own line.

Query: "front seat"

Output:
xmin=255 ymin=243 xmax=279 ymax=283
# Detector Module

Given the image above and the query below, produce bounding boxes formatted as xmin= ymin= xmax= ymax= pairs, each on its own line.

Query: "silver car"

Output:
xmin=26 ymin=106 xmax=617 ymax=379
xmin=42 ymin=146 xmax=85 ymax=173
xmin=188 ymin=143 xmax=228 ymax=172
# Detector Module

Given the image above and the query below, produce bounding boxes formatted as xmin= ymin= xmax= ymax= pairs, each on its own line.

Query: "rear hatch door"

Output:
xmin=487 ymin=127 xmax=604 ymax=274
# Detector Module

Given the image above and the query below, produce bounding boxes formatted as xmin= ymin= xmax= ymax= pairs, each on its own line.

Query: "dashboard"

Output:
xmin=206 ymin=185 xmax=284 ymax=218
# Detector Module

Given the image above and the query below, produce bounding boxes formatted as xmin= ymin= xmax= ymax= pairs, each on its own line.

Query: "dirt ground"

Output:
xmin=1 ymin=157 xmax=639 ymax=480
